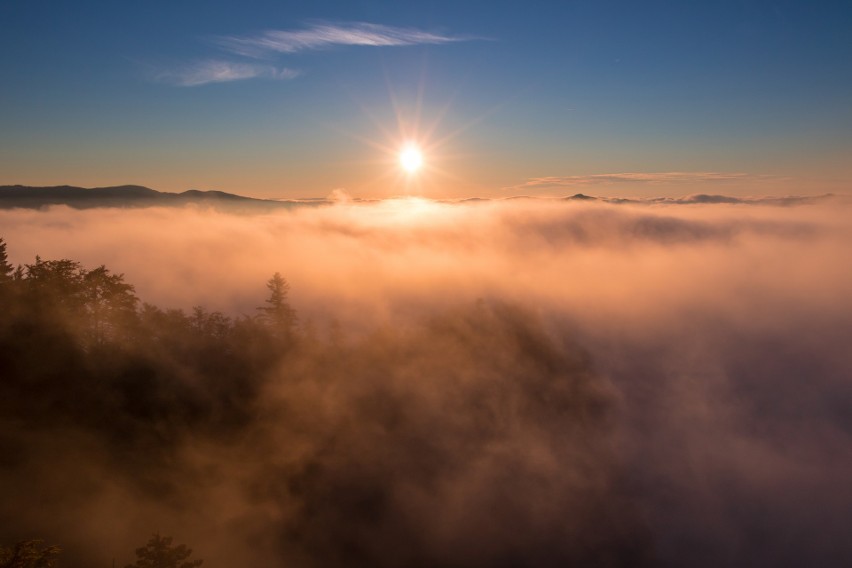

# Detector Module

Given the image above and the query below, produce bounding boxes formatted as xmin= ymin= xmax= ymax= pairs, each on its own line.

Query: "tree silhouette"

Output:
xmin=0 ymin=238 xmax=15 ymax=308
xmin=82 ymin=265 xmax=138 ymax=346
xmin=124 ymin=534 xmax=202 ymax=568
xmin=13 ymin=254 xmax=139 ymax=347
xmin=257 ymin=272 xmax=297 ymax=339
xmin=0 ymin=540 xmax=61 ymax=568
xmin=0 ymin=238 xmax=14 ymax=283
xmin=23 ymin=256 xmax=86 ymax=314
xmin=191 ymin=306 xmax=231 ymax=340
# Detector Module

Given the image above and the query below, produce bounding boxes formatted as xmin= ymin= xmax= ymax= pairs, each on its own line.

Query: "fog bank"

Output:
xmin=1 ymin=197 xmax=850 ymax=566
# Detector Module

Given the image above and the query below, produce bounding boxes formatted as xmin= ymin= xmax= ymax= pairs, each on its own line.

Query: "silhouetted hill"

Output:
xmin=0 ymin=184 xmax=298 ymax=211
xmin=565 ymin=193 xmax=598 ymax=201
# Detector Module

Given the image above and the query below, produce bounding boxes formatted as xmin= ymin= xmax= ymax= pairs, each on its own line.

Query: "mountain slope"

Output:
xmin=0 ymin=185 xmax=295 ymax=211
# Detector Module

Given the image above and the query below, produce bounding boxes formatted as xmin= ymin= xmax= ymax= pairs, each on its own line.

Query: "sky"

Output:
xmin=1 ymin=0 xmax=851 ymax=199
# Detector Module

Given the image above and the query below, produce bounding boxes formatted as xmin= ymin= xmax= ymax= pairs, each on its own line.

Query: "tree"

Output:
xmin=0 ymin=540 xmax=61 ymax=568
xmin=191 ymin=306 xmax=231 ymax=341
xmin=82 ymin=265 xmax=139 ymax=345
xmin=125 ymin=534 xmax=202 ymax=568
xmin=23 ymin=256 xmax=86 ymax=312
xmin=257 ymin=272 xmax=297 ymax=339
xmin=0 ymin=239 xmax=16 ymax=309
xmin=0 ymin=238 xmax=14 ymax=283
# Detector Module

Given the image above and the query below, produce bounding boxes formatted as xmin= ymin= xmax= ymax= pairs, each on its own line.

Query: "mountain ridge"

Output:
xmin=0 ymin=184 xmax=292 ymax=210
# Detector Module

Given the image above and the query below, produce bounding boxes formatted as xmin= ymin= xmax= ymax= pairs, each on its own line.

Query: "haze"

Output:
xmin=1 ymin=198 xmax=851 ymax=566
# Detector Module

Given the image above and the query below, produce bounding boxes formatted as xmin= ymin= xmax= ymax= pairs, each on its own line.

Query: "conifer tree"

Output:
xmin=0 ymin=238 xmax=14 ymax=283
xmin=257 ymin=272 xmax=297 ymax=339
xmin=0 ymin=540 xmax=61 ymax=568
xmin=124 ymin=534 xmax=202 ymax=568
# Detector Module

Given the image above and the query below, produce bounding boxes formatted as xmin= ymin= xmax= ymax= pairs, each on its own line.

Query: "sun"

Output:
xmin=399 ymin=143 xmax=423 ymax=174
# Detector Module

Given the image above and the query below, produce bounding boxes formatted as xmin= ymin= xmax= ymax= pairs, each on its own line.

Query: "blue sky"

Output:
xmin=1 ymin=0 xmax=851 ymax=198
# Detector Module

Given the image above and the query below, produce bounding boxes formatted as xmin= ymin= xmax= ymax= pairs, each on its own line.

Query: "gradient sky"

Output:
xmin=1 ymin=0 xmax=851 ymax=198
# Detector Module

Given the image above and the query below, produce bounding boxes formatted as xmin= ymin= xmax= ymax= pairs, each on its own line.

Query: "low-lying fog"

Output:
xmin=1 ymin=196 xmax=850 ymax=567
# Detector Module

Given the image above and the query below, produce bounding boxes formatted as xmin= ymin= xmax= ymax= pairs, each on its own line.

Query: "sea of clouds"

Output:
xmin=1 ymin=196 xmax=850 ymax=567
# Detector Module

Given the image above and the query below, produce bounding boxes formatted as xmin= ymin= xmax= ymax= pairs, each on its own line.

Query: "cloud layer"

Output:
xmin=153 ymin=21 xmax=474 ymax=86
xmin=217 ymin=22 xmax=470 ymax=58
xmin=0 ymin=198 xmax=850 ymax=566
xmin=157 ymin=60 xmax=300 ymax=86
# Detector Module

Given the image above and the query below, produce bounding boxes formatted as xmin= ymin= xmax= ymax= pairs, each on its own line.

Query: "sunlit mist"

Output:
xmin=1 ymin=197 xmax=852 ymax=567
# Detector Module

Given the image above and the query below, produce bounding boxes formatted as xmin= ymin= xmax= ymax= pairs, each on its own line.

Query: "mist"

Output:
xmin=1 ymin=197 xmax=851 ymax=567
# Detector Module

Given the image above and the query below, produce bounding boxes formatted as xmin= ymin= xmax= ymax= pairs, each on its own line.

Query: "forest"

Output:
xmin=0 ymin=236 xmax=295 ymax=566
xmin=0 ymin=236 xmax=298 ymax=450
xmin=0 ymin=235 xmax=647 ymax=567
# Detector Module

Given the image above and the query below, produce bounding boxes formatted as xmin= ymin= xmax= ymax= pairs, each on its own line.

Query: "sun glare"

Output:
xmin=399 ymin=144 xmax=423 ymax=173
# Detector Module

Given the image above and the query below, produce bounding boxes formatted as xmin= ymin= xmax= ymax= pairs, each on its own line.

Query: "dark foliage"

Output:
xmin=0 ymin=238 xmax=13 ymax=283
xmin=0 ymin=244 xmax=292 ymax=446
xmin=0 ymin=541 xmax=60 ymax=568
xmin=0 ymin=238 xmax=652 ymax=567
xmin=125 ymin=534 xmax=202 ymax=568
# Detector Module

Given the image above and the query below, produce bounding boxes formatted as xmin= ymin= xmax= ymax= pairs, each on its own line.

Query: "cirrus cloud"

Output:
xmin=216 ymin=21 xmax=475 ymax=58
xmin=153 ymin=21 xmax=475 ymax=87
xmin=156 ymin=60 xmax=301 ymax=87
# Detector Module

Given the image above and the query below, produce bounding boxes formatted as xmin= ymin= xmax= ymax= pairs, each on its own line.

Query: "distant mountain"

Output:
xmin=564 ymin=193 xmax=598 ymax=201
xmin=0 ymin=185 xmax=300 ymax=211
xmin=2 ymin=185 xmax=840 ymax=210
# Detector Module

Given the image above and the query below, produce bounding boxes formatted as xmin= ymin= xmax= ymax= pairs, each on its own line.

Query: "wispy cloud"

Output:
xmin=217 ymin=22 xmax=473 ymax=58
xmin=157 ymin=60 xmax=301 ymax=87
xmin=504 ymin=172 xmax=776 ymax=192
xmin=151 ymin=21 xmax=473 ymax=86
